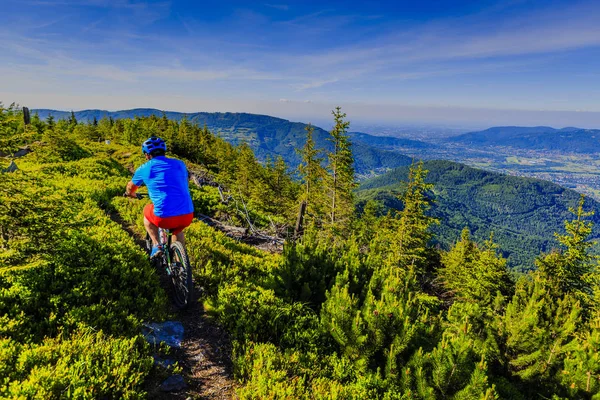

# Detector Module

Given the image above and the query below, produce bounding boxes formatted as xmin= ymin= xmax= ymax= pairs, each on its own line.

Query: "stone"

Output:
xmin=2 ymin=161 xmax=18 ymax=173
xmin=142 ymin=321 xmax=184 ymax=348
xmin=13 ymin=147 xmax=32 ymax=158
xmin=159 ymin=374 xmax=187 ymax=392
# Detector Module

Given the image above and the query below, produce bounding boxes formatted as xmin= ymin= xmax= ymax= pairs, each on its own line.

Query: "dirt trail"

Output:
xmin=146 ymin=293 xmax=237 ymax=399
xmin=109 ymin=210 xmax=238 ymax=399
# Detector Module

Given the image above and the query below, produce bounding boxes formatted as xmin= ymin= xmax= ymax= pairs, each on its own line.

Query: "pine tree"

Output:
xmin=559 ymin=316 xmax=600 ymax=397
xmin=235 ymin=143 xmax=259 ymax=200
xmin=46 ymin=114 xmax=55 ymax=131
xmin=370 ymin=161 xmax=439 ymax=276
xmin=440 ymin=228 xmax=512 ymax=306
xmin=502 ymin=273 xmax=581 ymax=397
xmin=297 ymin=123 xmax=326 ymax=226
xmin=536 ymin=195 xmax=596 ymax=309
xmin=68 ymin=111 xmax=77 ymax=127
xmin=396 ymin=161 xmax=436 ymax=258
xmin=325 ymin=107 xmax=356 ymax=231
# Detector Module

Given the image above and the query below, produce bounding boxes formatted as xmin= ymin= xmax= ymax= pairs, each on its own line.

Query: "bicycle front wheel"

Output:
xmin=169 ymin=241 xmax=193 ymax=309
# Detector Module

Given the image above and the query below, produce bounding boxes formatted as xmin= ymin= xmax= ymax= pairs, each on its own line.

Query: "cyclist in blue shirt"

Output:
xmin=124 ymin=137 xmax=194 ymax=257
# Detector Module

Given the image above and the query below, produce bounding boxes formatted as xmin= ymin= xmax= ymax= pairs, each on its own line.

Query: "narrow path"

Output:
xmin=146 ymin=295 xmax=237 ymax=399
xmin=108 ymin=209 xmax=238 ymax=399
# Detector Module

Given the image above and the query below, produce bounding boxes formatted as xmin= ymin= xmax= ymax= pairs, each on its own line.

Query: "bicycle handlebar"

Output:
xmin=123 ymin=192 xmax=149 ymax=199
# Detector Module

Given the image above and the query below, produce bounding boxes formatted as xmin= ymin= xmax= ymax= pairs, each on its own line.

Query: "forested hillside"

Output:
xmin=450 ymin=126 xmax=600 ymax=153
xmin=32 ymin=108 xmax=414 ymax=176
xmin=3 ymin=102 xmax=600 ymax=399
xmin=357 ymin=160 xmax=600 ymax=269
xmin=349 ymin=131 xmax=435 ymax=149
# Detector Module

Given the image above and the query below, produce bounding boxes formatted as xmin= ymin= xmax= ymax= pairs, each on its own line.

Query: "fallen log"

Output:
xmin=196 ymin=213 xmax=247 ymax=236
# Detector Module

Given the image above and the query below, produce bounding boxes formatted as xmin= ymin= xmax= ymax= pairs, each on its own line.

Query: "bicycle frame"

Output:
xmin=134 ymin=191 xmax=193 ymax=309
xmin=158 ymin=228 xmax=175 ymax=275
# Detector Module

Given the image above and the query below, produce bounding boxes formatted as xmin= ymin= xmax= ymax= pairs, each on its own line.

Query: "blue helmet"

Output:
xmin=142 ymin=136 xmax=167 ymax=155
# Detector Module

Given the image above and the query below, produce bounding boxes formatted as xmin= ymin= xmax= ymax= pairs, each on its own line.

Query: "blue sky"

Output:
xmin=2 ymin=0 xmax=600 ymax=127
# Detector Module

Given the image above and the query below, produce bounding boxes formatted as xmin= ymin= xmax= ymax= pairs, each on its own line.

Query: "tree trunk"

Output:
xmin=23 ymin=107 xmax=30 ymax=125
xmin=295 ymin=200 xmax=307 ymax=239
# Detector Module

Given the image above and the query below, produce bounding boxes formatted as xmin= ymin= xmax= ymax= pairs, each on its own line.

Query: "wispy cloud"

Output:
xmin=294 ymin=78 xmax=339 ymax=91
xmin=2 ymin=0 xmax=600 ymax=117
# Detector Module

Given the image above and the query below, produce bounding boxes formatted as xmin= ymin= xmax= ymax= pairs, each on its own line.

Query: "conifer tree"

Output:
xmin=441 ymin=228 xmax=512 ymax=306
xmin=45 ymin=114 xmax=55 ymax=131
xmin=97 ymin=118 xmax=112 ymax=141
xmin=503 ymin=273 xmax=581 ymax=396
xmin=175 ymin=116 xmax=193 ymax=156
xmin=68 ymin=111 xmax=77 ymax=127
xmin=325 ymin=107 xmax=356 ymax=231
xmin=297 ymin=123 xmax=326 ymax=226
xmin=498 ymin=196 xmax=600 ymax=397
xmin=559 ymin=317 xmax=600 ymax=397
xmin=235 ymin=143 xmax=259 ymax=200
xmin=197 ymin=124 xmax=216 ymax=167
xmin=536 ymin=195 xmax=595 ymax=305
xmin=396 ymin=161 xmax=436 ymax=258
xmin=354 ymin=200 xmax=382 ymax=249
xmin=371 ymin=161 xmax=439 ymax=276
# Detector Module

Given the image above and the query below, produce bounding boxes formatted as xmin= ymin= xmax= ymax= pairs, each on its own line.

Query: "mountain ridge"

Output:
xmin=450 ymin=125 xmax=600 ymax=152
xmin=32 ymin=108 xmax=416 ymax=176
xmin=357 ymin=159 xmax=600 ymax=269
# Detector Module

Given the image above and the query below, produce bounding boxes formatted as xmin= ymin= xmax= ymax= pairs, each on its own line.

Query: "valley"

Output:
xmin=352 ymin=124 xmax=600 ymax=200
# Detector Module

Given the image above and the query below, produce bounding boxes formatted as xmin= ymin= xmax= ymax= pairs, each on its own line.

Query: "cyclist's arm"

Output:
xmin=124 ymin=181 xmax=139 ymax=198
xmin=125 ymin=163 xmax=147 ymax=197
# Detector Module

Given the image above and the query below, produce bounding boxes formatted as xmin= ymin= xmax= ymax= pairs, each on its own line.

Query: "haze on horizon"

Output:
xmin=2 ymin=0 xmax=600 ymax=129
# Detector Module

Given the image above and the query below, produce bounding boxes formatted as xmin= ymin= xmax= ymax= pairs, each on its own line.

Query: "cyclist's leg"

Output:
xmin=175 ymin=231 xmax=185 ymax=246
xmin=171 ymin=213 xmax=194 ymax=245
xmin=143 ymin=204 xmax=161 ymax=245
xmin=144 ymin=216 xmax=161 ymax=245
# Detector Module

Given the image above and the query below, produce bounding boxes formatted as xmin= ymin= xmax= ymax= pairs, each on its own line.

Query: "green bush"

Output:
xmin=1 ymin=329 xmax=153 ymax=399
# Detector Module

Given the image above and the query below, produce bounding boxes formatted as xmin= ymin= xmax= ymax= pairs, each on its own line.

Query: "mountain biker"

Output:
xmin=124 ymin=136 xmax=194 ymax=258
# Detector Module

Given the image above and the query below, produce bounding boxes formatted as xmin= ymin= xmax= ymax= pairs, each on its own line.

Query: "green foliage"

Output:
xmin=0 ymin=115 xmax=169 ymax=396
xmin=537 ymin=196 xmax=596 ymax=308
xmin=33 ymin=108 xmax=414 ymax=175
xmin=5 ymin=101 xmax=600 ymax=399
xmin=502 ymin=274 xmax=581 ymax=397
xmin=297 ymin=124 xmax=327 ymax=228
xmin=441 ymin=228 xmax=513 ymax=306
xmin=560 ymin=318 xmax=600 ymax=397
xmin=0 ymin=329 xmax=152 ymax=399
xmin=0 ymin=103 xmax=40 ymax=155
xmin=325 ymin=107 xmax=356 ymax=232
xmin=358 ymin=159 xmax=600 ymax=270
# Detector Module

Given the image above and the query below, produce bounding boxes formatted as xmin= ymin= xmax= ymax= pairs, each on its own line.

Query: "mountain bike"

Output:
xmin=136 ymin=194 xmax=194 ymax=309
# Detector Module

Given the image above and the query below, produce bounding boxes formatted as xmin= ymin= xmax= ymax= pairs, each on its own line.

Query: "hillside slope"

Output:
xmin=32 ymin=108 xmax=414 ymax=175
xmin=5 ymin=105 xmax=600 ymax=399
xmin=358 ymin=159 xmax=600 ymax=269
xmin=449 ymin=125 xmax=600 ymax=153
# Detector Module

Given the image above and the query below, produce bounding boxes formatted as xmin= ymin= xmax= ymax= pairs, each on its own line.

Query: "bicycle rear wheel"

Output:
xmin=169 ymin=241 xmax=193 ymax=309
xmin=144 ymin=233 xmax=153 ymax=254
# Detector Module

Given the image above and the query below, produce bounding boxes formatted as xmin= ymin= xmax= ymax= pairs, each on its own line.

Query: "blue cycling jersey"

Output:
xmin=132 ymin=156 xmax=194 ymax=217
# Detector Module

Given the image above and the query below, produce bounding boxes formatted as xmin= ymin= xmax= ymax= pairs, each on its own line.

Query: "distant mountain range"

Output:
xmin=449 ymin=126 xmax=600 ymax=153
xmin=357 ymin=160 xmax=600 ymax=269
xmin=32 ymin=108 xmax=415 ymax=176
xmin=32 ymin=108 xmax=600 ymax=268
xmin=348 ymin=132 xmax=435 ymax=149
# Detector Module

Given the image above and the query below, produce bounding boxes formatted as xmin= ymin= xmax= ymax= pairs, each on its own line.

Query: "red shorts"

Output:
xmin=144 ymin=204 xmax=193 ymax=235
